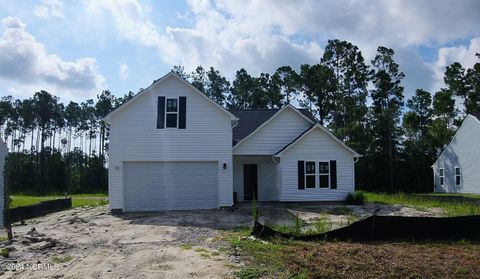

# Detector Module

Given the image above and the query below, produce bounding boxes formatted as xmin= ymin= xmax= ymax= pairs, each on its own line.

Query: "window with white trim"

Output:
xmin=455 ymin=167 xmax=461 ymax=186
xmin=304 ymin=161 xmax=331 ymax=189
xmin=439 ymin=168 xmax=444 ymax=186
xmin=318 ymin=161 xmax=330 ymax=188
xmin=165 ymin=98 xmax=178 ymax=128
xmin=305 ymin=161 xmax=316 ymax=188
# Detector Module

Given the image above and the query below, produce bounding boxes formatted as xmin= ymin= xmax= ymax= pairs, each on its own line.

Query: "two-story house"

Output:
xmin=104 ymin=71 xmax=361 ymax=211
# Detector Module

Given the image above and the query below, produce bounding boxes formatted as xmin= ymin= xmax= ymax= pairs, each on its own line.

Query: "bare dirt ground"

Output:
xmin=0 ymin=202 xmax=444 ymax=278
xmin=0 ymin=205 xmax=252 ymax=279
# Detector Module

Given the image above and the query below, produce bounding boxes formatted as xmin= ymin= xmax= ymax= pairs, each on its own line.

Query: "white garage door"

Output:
xmin=123 ymin=161 xmax=218 ymax=211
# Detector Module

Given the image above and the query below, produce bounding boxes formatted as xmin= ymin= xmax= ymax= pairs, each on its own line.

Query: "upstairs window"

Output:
xmin=157 ymin=96 xmax=186 ymax=129
xmin=439 ymin=168 xmax=444 ymax=186
xmin=455 ymin=167 xmax=461 ymax=186
xmin=166 ymin=98 xmax=178 ymax=128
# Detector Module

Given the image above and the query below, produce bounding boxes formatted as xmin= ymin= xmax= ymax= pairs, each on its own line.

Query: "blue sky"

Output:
xmin=0 ymin=0 xmax=479 ymax=103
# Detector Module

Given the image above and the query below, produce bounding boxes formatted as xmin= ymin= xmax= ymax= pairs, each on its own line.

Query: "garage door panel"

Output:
xmin=124 ymin=162 xmax=218 ymax=211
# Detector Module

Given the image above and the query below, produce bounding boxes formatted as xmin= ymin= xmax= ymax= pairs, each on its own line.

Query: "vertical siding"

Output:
xmin=233 ymin=108 xmax=312 ymax=155
xmin=279 ymin=128 xmax=355 ymax=201
xmin=233 ymin=156 xmax=280 ymax=202
xmin=433 ymin=115 xmax=480 ymax=194
xmin=108 ymin=75 xmax=233 ymax=209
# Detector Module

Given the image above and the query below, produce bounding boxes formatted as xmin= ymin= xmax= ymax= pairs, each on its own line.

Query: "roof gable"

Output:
xmin=274 ymin=123 xmax=362 ymax=157
xmin=104 ymin=71 xmax=238 ymax=123
xmin=432 ymin=114 xmax=480 ymax=167
xmin=231 ymin=104 xmax=315 ymax=148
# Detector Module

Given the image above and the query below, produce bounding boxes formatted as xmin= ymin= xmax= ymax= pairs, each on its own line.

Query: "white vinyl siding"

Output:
xmin=233 ymin=107 xmax=312 ymax=155
xmin=433 ymin=115 xmax=480 ymax=194
xmin=108 ymin=75 xmax=233 ymax=210
xmin=123 ymin=162 xmax=218 ymax=211
xmin=233 ymin=155 xmax=280 ymax=202
xmin=278 ymin=128 xmax=355 ymax=201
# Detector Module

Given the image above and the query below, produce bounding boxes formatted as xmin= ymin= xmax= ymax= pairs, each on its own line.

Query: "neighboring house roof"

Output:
xmin=274 ymin=123 xmax=362 ymax=157
xmin=103 ymin=71 xmax=238 ymax=124
xmin=432 ymin=113 xmax=480 ymax=167
xmin=230 ymin=104 xmax=316 ymax=146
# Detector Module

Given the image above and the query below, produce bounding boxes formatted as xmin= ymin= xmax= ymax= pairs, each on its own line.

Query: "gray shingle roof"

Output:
xmin=471 ymin=113 xmax=480 ymax=120
xmin=229 ymin=108 xmax=316 ymax=146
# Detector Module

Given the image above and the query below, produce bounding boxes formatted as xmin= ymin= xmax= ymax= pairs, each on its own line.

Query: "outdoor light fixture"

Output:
xmin=223 ymin=163 xmax=227 ymax=169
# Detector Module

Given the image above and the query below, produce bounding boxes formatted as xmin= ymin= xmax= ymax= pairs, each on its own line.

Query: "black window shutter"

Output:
xmin=157 ymin=96 xmax=165 ymax=129
xmin=330 ymin=160 xmax=337 ymax=189
xmin=298 ymin=161 xmax=305 ymax=190
xmin=179 ymin=96 xmax=186 ymax=129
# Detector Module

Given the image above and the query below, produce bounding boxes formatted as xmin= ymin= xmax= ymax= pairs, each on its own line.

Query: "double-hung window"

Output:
xmin=439 ymin=168 xmax=444 ymax=187
xmin=305 ymin=161 xmax=316 ymax=188
xmin=165 ymin=98 xmax=178 ymax=128
xmin=455 ymin=167 xmax=461 ymax=187
xmin=303 ymin=161 xmax=330 ymax=189
xmin=298 ymin=160 xmax=336 ymax=190
xmin=318 ymin=161 xmax=330 ymax=188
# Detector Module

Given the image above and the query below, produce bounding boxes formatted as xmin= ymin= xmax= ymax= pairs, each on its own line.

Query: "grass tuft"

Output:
xmin=180 ymin=243 xmax=192 ymax=250
xmin=0 ymin=248 xmax=9 ymax=258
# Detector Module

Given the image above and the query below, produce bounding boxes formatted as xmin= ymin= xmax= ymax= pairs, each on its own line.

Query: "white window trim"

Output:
xmin=439 ymin=168 xmax=444 ymax=187
xmin=455 ymin=167 xmax=461 ymax=187
xmin=318 ymin=161 xmax=330 ymax=189
xmin=304 ymin=160 xmax=330 ymax=189
xmin=304 ymin=161 xmax=316 ymax=189
xmin=165 ymin=97 xmax=178 ymax=128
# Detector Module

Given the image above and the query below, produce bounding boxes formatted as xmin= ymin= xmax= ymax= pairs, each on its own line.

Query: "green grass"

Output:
xmin=0 ymin=248 xmax=9 ymax=258
xmin=180 ymin=243 xmax=192 ymax=250
xmin=420 ymin=193 xmax=480 ymax=199
xmin=9 ymin=194 xmax=108 ymax=209
xmin=364 ymin=192 xmax=480 ymax=217
xmin=223 ymin=228 xmax=296 ymax=278
xmin=223 ymin=228 xmax=480 ymax=279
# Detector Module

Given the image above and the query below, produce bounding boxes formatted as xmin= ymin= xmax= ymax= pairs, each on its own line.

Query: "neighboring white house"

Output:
xmin=104 ymin=71 xmax=361 ymax=212
xmin=0 ymin=140 xmax=7 ymax=227
xmin=432 ymin=113 xmax=480 ymax=194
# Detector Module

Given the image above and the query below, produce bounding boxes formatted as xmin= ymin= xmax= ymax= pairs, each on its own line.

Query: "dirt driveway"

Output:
xmin=1 ymin=206 xmax=252 ymax=279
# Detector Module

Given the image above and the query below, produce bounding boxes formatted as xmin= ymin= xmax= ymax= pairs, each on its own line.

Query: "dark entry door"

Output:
xmin=243 ymin=164 xmax=258 ymax=201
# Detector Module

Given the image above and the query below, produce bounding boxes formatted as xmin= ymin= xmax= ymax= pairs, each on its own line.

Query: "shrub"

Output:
xmin=345 ymin=191 xmax=365 ymax=205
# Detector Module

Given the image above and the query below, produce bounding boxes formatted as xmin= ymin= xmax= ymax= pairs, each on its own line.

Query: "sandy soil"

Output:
xmin=0 ymin=206 xmax=252 ymax=279
xmin=0 ymin=202 xmax=444 ymax=278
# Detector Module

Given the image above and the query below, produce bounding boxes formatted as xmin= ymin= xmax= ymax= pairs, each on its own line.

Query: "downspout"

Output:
xmin=272 ymin=156 xmax=280 ymax=164
xmin=232 ymin=119 xmax=239 ymax=128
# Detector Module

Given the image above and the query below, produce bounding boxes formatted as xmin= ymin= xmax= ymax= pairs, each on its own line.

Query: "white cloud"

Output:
xmin=119 ymin=62 xmax=129 ymax=80
xmin=84 ymin=0 xmax=323 ymax=76
xmin=431 ymin=37 xmax=480 ymax=91
xmin=34 ymin=0 xmax=65 ymax=19
xmin=0 ymin=16 xmax=106 ymax=101
xmin=84 ymin=0 xmax=480 ymax=92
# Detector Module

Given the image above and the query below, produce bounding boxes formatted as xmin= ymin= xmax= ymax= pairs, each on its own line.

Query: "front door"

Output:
xmin=243 ymin=164 xmax=258 ymax=201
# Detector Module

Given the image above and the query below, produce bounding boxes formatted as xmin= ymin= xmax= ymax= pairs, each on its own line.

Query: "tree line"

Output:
xmin=175 ymin=40 xmax=480 ymax=192
xmin=0 ymin=90 xmax=134 ymax=194
xmin=1 ymin=39 xmax=479 ymax=194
